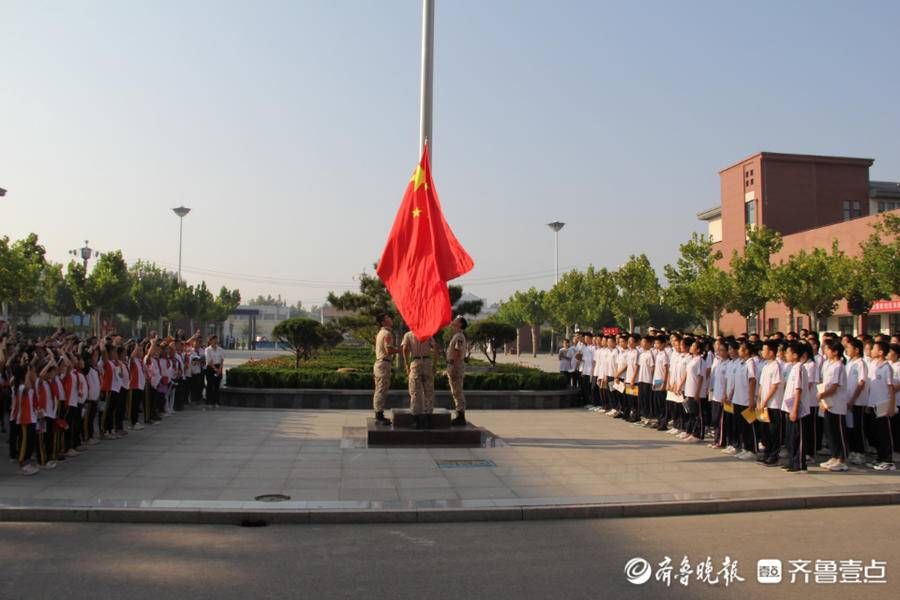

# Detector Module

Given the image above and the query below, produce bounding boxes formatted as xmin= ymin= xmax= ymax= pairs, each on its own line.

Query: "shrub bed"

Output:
xmin=228 ymin=346 xmax=567 ymax=391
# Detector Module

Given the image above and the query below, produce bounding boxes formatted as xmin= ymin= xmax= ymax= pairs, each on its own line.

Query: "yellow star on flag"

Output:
xmin=410 ymin=164 xmax=427 ymax=191
xmin=412 ymin=207 xmax=422 ymax=218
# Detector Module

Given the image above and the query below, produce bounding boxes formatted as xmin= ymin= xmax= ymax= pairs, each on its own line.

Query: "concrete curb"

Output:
xmin=2 ymin=491 xmax=898 ymax=525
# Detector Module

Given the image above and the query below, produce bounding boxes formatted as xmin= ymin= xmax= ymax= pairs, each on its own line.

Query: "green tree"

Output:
xmin=272 ymin=317 xmax=329 ymax=368
xmin=0 ymin=234 xmax=47 ymax=327
xmin=65 ymin=261 xmax=94 ymax=328
xmin=467 ymin=320 xmax=517 ymax=366
xmin=544 ymin=269 xmax=587 ymax=338
xmin=42 ymin=262 xmax=77 ymax=326
xmin=507 ymin=287 xmax=547 ymax=357
xmin=584 ymin=266 xmax=618 ymax=330
xmin=726 ymin=226 xmax=782 ymax=332
xmin=86 ymin=250 xmax=131 ymax=335
xmin=614 ymin=254 xmax=660 ymax=332
xmin=664 ymin=233 xmax=733 ymax=334
xmin=130 ymin=261 xmax=177 ymax=333
xmin=790 ymin=243 xmax=850 ymax=331
xmin=449 ymin=284 xmax=484 ymax=317
xmin=206 ymin=285 xmax=241 ymax=338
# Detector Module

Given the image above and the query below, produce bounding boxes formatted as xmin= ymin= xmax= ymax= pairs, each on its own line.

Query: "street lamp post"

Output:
xmin=69 ymin=241 xmax=98 ymax=333
xmin=172 ymin=206 xmax=191 ymax=282
xmin=547 ymin=221 xmax=566 ymax=353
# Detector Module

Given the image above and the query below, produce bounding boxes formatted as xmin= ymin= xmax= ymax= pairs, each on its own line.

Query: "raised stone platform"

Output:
xmin=389 ymin=408 xmax=452 ymax=428
xmin=221 ymin=387 xmax=582 ymax=410
xmin=366 ymin=410 xmax=483 ymax=446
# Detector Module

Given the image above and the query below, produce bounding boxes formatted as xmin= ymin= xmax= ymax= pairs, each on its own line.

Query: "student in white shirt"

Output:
xmin=652 ymin=336 xmax=669 ymax=431
xmin=817 ymin=339 xmax=849 ymax=471
xmin=623 ymin=335 xmax=640 ymax=422
xmin=579 ymin=333 xmax=595 ymax=407
xmin=708 ymin=342 xmax=730 ymax=448
xmin=730 ymin=341 xmax=758 ymax=460
xmin=678 ymin=338 xmax=705 ymax=443
xmin=637 ymin=336 xmax=655 ymax=424
xmin=612 ymin=335 xmax=628 ymax=419
xmin=844 ymin=338 xmax=868 ymax=465
xmin=205 ymin=335 xmax=225 ymax=408
xmin=758 ymin=341 xmax=784 ymax=465
xmin=867 ymin=341 xmax=896 ymax=470
xmin=83 ymin=352 xmax=101 ymax=445
xmin=781 ymin=342 xmax=810 ymax=472
xmin=889 ymin=344 xmax=900 ymax=455
xmin=601 ymin=336 xmax=617 ymax=414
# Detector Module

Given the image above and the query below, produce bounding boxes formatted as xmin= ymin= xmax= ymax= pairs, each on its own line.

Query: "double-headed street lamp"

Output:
xmin=172 ymin=206 xmax=191 ymax=282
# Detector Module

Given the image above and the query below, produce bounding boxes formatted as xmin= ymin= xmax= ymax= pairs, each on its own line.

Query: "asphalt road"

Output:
xmin=2 ymin=507 xmax=897 ymax=600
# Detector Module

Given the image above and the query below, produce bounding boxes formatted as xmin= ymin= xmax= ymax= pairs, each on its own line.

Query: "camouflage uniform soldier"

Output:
xmin=446 ymin=316 xmax=468 ymax=426
xmin=372 ymin=314 xmax=398 ymax=425
xmin=401 ymin=331 xmax=437 ymax=429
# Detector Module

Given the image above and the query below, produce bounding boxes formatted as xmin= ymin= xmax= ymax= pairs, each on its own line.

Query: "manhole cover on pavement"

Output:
xmin=254 ymin=494 xmax=291 ymax=502
xmin=435 ymin=459 xmax=496 ymax=469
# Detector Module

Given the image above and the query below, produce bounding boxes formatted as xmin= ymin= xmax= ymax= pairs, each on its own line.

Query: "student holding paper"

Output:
xmin=678 ymin=338 xmax=704 ymax=442
xmin=730 ymin=341 xmax=758 ymax=460
xmin=818 ymin=339 xmax=850 ymax=471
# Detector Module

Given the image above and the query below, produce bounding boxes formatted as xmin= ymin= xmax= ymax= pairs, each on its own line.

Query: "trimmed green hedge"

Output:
xmin=227 ymin=346 xmax=567 ymax=391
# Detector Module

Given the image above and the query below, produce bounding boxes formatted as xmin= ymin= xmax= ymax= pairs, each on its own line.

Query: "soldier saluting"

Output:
xmin=372 ymin=313 xmax=399 ymax=425
xmin=446 ymin=316 xmax=468 ymax=426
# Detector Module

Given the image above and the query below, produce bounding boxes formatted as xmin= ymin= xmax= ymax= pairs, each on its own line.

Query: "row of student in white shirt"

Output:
xmin=567 ymin=333 xmax=898 ymax=472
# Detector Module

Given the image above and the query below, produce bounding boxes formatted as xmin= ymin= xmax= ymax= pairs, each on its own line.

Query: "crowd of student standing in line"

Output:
xmin=559 ymin=328 xmax=900 ymax=473
xmin=1 ymin=328 xmax=227 ymax=476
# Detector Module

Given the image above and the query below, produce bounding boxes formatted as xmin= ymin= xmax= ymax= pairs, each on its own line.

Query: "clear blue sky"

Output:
xmin=2 ymin=0 xmax=899 ymax=307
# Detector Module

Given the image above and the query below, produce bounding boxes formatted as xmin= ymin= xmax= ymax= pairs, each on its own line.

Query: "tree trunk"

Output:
xmin=787 ymin=307 xmax=794 ymax=332
xmin=712 ymin=314 xmax=720 ymax=336
xmin=515 ymin=330 xmax=521 ymax=356
xmin=628 ymin=316 xmax=634 ymax=333
xmin=531 ymin=325 xmax=539 ymax=358
xmin=565 ymin=325 xmax=571 ymax=340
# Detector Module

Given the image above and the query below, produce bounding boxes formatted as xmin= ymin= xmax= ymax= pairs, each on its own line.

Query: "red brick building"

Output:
xmin=697 ymin=152 xmax=900 ymax=336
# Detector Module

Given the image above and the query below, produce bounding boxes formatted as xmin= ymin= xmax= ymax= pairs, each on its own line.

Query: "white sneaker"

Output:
xmin=758 ymin=442 xmax=766 ymax=452
xmin=42 ymin=461 xmax=58 ymax=470
xmin=134 ymin=422 xmax=145 ymax=431
xmin=819 ymin=458 xmax=836 ymax=469
xmin=20 ymin=464 xmax=39 ymax=476
xmin=684 ymin=435 xmax=701 ymax=443
xmin=605 ymin=409 xmax=617 ymax=416
xmin=86 ymin=438 xmax=99 ymax=446
xmin=65 ymin=449 xmax=78 ymax=458
xmin=828 ymin=462 xmax=849 ymax=472
xmin=676 ymin=432 xmax=689 ymax=439
xmin=737 ymin=450 xmax=756 ymax=460
xmin=666 ymin=428 xmax=679 ymax=435
xmin=873 ymin=462 xmax=897 ymax=471
xmin=722 ymin=446 xmax=738 ymax=455
xmin=849 ymin=452 xmax=865 ymax=465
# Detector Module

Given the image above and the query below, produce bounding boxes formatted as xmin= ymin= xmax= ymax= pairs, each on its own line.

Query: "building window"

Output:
xmin=878 ymin=200 xmax=900 ymax=213
xmin=853 ymin=201 xmax=861 ymax=217
xmin=843 ymin=200 xmax=851 ymax=221
xmin=838 ymin=316 xmax=853 ymax=334
xmin=767 ymin=318 xmax=779 ymax=334
xmin=747 ymin=315 xmax=758 ymax=335
xmin=796 ymin=317 xmax=804 ymax=332
xmin=745 ymin=200 xmax=756 ymax=228
xmin=889 ymin=313 xmax=900 ymax=335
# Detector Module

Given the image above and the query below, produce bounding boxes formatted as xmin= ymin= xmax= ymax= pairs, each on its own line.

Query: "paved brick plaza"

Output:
xmin=2 ymin=408 xmax=897 ymax=511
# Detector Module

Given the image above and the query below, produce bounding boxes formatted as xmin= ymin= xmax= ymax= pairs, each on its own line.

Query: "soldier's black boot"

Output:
xmin=375 ymin=411 xmax=391 ymax=426
xmin=451 ymin=411 xmax=467 ymax=427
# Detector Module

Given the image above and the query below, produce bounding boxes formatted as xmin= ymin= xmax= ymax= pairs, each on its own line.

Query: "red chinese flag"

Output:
xmin=377 ymin=146 xmax=474 ymax=339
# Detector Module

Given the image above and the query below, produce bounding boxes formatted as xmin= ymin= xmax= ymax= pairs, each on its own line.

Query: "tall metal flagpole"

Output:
xmin=419 ymin=0 xmax=435 ymax=158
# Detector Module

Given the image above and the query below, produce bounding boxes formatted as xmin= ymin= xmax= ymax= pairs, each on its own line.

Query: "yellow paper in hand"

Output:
xmin=723 ymin=401 xmax=734 ymax=414
xmin=757 ymin=406 xmax=770 ymax=423
xmin=741 ymin=406 xmax=757 ymax=424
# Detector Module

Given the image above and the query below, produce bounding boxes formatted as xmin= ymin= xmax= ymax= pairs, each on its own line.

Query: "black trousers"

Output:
xmin=100 ymin=391 xmax=114 ymax=434
xmin=174 ymin=381 xmax=187 ymax=411
xmin=684 ymin=397 xmax=702 ymax=438
xmin=190 ymin=374 xmax=204 ymax=404
xmin=763 ymin=408 xmax=783 ymax=460
xmin=17 ymin=423 xmax=36 ymax=465
xmin=785 ymin=415 xmax=806 ymax=470
xmin=637 ymin=383 xmax=652 ymax=418
xmin=826 ymin=411 xmax=848 ymax=460
xmin=847 ymin=405 xmax=866 ymax=454
xmin=873 ymin=415 xmax=895 ymax=463
xmin=732 ymin=405 xmax=755 ymax=452
xmin=652 ymin=390 xmax=665 ymax=422
xmin=83 ymin=400 xmax=98 ymax=440
xmin=114 ymin=390 xmax=125 ymax=431
xmin=9 ymin=418 xmax=20 ymax=459
xmin=205 ymin=368 xmax=222 ymax=405
xmin=598 ymin=380 xmax=610 ymax=410
xmin=65 ymin=406 xmax=81 ymax=451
